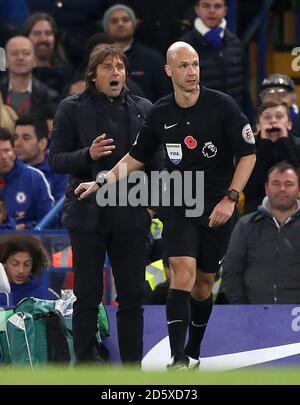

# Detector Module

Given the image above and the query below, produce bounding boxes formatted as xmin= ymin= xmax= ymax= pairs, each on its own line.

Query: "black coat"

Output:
xmin=49 ymin=87 xmax=162 ymax=232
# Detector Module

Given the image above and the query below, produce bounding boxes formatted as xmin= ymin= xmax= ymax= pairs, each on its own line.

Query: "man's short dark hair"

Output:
xmin=85 ymin=45 xmax=128 ymax=89
xmin=266 ymin=162 xmax=300 ymax=184
xmin=15 ymin=115 xmax=49 ymax=141
xmin=0 ymin=127 xmax=15 ymax=146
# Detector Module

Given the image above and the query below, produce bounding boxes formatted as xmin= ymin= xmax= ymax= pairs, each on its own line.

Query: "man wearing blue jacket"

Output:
xmin=0 ymin=128 xmax=54 ymax=229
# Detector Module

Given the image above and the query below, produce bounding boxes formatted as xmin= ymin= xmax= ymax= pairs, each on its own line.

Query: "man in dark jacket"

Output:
xmin=49 ymin=46 xmax=161 ymax=365
xmin=0 ymin=36 xmax=57 ymax=116
xmin=223 ymin=162 xmax=300 ymax=304
xmin=180 ymin=0 xmax=254 ymax=123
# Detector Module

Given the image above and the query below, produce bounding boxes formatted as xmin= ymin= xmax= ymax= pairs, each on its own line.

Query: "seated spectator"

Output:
xmin=260 ymin=73 xmax=300 ymax=138
xmin=243 ymin=101 xmax=300 ymax=213
xmin=21 ymin=12 xmax=74 ymax=96
xmin=223 ymin=162 xmax=300 ymax=304
xmin=102 ymin=4 xmax=170 ymax=102
xmin=14 ymin=115 xmax=67 ymax=202
xmin=0 ymin=36 xmax=58 ymax=116
xmin=0 ymin=91 xmax=17 ymax=133
xmin=0 ymin=195 xmax=15 ymax=229
xmin=0 ymin=127 xmax=54 ymax=229
xmin=0 ymin=233 xmax=50 ymax=305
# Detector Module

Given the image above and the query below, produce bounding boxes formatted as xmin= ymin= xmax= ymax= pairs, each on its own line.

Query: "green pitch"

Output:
xmin=0 ymin=366 xmax=300 ymax=385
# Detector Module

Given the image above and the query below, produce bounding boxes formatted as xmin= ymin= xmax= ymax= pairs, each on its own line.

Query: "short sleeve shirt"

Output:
xmin=130 ymin=85 xmax=255 ymax=205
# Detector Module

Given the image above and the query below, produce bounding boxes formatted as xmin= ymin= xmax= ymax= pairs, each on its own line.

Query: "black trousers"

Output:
xmin=69 ymin=205 xmax=151 ymax=364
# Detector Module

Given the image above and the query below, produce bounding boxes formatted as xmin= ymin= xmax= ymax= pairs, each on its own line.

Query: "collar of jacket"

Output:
xmin=89 ymin=85 xmax=127 ymax=105
xmin=254 ymin=197 xmax=300 ymax=222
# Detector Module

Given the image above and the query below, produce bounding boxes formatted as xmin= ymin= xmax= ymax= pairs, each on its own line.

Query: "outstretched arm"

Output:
xmin=74 ymin=153 xmax=144 ymax=199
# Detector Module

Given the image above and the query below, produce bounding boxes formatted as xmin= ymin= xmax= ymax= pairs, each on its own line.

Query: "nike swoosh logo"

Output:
xmin=164 ymin=123 xmax=178 ymax=130
xmin=191 ymin=321 xmax=207 ymax=327
xmin=167 ymin=319 xmax=183 ymax=325
xmin=142 ymin=337 xmax=300 ymax=371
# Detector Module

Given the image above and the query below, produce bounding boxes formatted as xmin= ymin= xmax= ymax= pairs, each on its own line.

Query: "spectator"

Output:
xmin=0 ymin=36 xmax=57 ymax=116
xmin=0 ymin=127 xmax=54 ymax=229
xmin=0 ymin=233 xmax=50 ymax=305
xmin=102 ymin=4 xmax=171 ymax=102
xmin=223 ymin=162 xmax=300 ymax=304
xmin=27 ymin=0 xmax=108 ymax=67
xmin=14 ymin=115 xmax=67 ymax=202
xmin=260 ymin=73 xmax=300 ymax=138
xmin=22 ymin=12 xmax=74 ymax=95
xmin=243 ymin=101 xmax=300 ymax=213
xmin=180 ymin=0 xmax=254 ymax=123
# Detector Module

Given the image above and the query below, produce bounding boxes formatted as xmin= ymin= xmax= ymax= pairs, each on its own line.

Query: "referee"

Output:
xmin=76 ymin=42 xmax=256 ymax=369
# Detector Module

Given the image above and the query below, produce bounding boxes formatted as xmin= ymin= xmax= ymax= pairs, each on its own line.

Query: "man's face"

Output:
xmin=94 ymin=55 xmax=126 ymax=97
xmin=257 ymin=105 xmax=292 ymax=141
xmin=28 ymin=20 xmax=55 ymax=61
xmin=165 ymin=47 xmax=200 ymax=93
xmin=266 ymin=169 xmax=300 ymax=211
xmin=195 ymin=0 xmax=227 ymax=28
xmin=5 ymin=251 xmax=33 ymax=284
xmin=261 ymin=88 xmax=294 ymax=108
xmin=6 ymin=37 xmax=35 ymax=75
xmin=0 ymin=140 xmax=16 ymax=174
xmin=106 ymin=9 xmax=135 ymax=42
xmin=14 ymin=124 xmax=45 ymax=164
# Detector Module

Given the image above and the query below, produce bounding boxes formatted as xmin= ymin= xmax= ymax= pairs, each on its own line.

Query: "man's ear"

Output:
xmin=39 ymin=137 xmax=48 ymax=152
xmin=165 ymin=64 xmax=172 ymax=78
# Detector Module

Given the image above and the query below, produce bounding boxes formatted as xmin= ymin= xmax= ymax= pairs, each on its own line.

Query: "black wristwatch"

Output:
xmin=226 ymin=189 xmax=239 ymax=203
xmin=96 ymin=173 xmax=108 ymax=188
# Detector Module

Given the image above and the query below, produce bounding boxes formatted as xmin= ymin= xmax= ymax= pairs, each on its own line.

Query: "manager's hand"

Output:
xmin=75 ymin=181 xmax=99 ymax=200
xmin=89 ymin=134 xmax=115 ymax=160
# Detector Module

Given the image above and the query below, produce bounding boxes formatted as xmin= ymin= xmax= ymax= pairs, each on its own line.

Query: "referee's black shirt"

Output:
xmin=130 ymin=85 xmax=256 ymax=212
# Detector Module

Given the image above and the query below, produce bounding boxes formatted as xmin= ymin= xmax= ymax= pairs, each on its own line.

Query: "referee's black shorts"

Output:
xmin=161 ymin=209 xmax=236 ymax=273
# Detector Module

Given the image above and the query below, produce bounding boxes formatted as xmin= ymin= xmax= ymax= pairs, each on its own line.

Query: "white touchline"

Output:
xmin=142 ymin=337 xmax=300 ymax=371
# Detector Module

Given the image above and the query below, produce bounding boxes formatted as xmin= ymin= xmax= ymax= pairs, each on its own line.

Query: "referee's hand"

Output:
xmin=89 ymin=134 xmax=115 ymax=160
xmin=208 ymin=197 xmax=235 ymax=227
xmin=75 ymin=181 xmax=99 ymax=200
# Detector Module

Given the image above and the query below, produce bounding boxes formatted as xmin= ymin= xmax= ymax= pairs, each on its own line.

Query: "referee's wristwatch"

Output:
xmin=225 ymin=189 xmax=239 ymax=204
xmin=96 ymin=173 xmax=108 ymax=188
